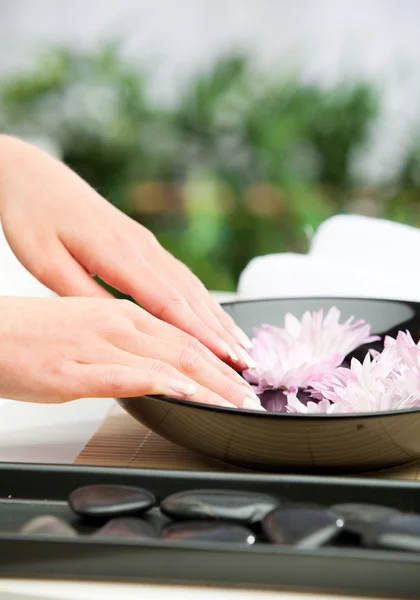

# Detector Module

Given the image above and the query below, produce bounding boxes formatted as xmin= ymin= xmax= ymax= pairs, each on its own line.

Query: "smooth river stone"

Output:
xmin=69 ymin=484 xmax=156 ymax=519
xmin=160 ymin=489 xmax=280 ymax=524
xmin=362 ymin=514 xmax=420 ymax=552
xmin=162 ymin=520 xmax=256 ymax=544
xmin=332 ymin=503 xmax=400 ymax=534
xmin=20 ymin=516 xmax=77 ymax=537
xmin=93 ymin=517 xmax=158 ymax=539
xmin=263 ymin=507 xmax=344 ymax=548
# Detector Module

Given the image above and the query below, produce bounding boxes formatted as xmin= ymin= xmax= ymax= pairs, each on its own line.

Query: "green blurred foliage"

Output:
xmin=1 ymin=44 xmax=419 ymax=291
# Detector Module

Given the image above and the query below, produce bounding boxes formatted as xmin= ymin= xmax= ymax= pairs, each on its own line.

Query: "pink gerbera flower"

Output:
xmin=244 ymin=307 xmax=379 ymax=394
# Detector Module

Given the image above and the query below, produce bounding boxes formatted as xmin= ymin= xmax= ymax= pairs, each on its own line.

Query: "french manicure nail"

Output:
xmin=218 ymin=339 xmax=239 ymax=362
xmin=220 ymin=401 xmax=238 ymax=409
xmin=233 ymin=326 xmax=253 ymax=350
xmin=237 ymin=346 xmax=256 ymax=370
xmin=169 ymin=380 xmax=197 ymax=397
xmin=242 ymin=386 xmax=260 ymax=402
xmin=242 ymin=397 xmax=266 ymax=411
xmin=242 ymin=388 xmax=261 ymax=404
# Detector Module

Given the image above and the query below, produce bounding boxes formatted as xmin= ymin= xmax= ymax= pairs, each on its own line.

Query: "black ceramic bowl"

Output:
xmin=118 ymin=297 xmax=420 ymax=473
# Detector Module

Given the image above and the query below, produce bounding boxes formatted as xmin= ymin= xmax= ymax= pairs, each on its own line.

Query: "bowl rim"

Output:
xmin=120 ymin=295 xmax=420 ymax=420
xmin=220 ymin=295 xmax=420 ymax=309
xmin=120 ymin=394 xmax=420 ymax=420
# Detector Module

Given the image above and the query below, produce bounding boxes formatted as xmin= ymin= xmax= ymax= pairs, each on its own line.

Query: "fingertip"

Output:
xmin=168 ymin=379 xmax=197 ymax=397
xmin=241 ymin=397 xmax=266 ymax=411
xmin=211 ymin=300 xmax=253 ymax=351
xmin=219 ymin=400 xmax=238 ymax=409
xmin=232 ymin=325 xmax=253 ymax=350
xmin=236 ymin=346 xmax=256 ymax=370
xmin=217 ymin=338 xmax=239 ymax=363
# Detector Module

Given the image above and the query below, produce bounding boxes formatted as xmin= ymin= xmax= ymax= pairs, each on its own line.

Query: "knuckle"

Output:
xmin=140 ymin=226 xmax=158 ymax=247
xmin=178 ymin=349 xmax=200 ymax=375
xmin=186 ymin=336 xmax=205 ymax=356
xmin=145 ymin=359 xmax=170 ymax=376
xmin=43 ymin=358 xmax=73 ymax=403
xmin=223 ymin=382 xmax=240 ymax=404
xmin=43 ymin=354 xmax=68 ymax=382
xmin=168 ymin=289 xmax=188 ymax=308
xmin=157 ymin=289 xmax=188 ymax=320
xmin=173 ymin=330 xmax=191 ymax=347
xmin=118 ymin=224 xmax=157 ymax=259
xmin=177 ymin=336 xmax=206 ymax=375
xmin=102 ymin=366 xmax=126 ymax=396
xmin=112 ymin=228 xmax=134 ymax=250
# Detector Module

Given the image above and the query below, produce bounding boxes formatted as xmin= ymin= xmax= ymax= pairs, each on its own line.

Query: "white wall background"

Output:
xmin=1 ymin=0 xmax=420 ymax=181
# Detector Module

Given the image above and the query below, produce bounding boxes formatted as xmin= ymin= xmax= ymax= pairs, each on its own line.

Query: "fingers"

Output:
xmin=150 ymin=276 xmax=244 ymax=366
xmin=209 ymin=296 xmax=254 ymax=350
xmin=99 ymin=253 xmax=247 ymax=368
xmin=139 ymin=242 xmax=253 ymax=358
xmin=111 ymin=335 xmax=262 ymax=410
xmin=121 ymin=304 xmax=257 ymax=394
xmin=66 ymin=361 xmax=238 ymax=409
xmin=166 ymin=252 xmax=253 ymax=349
xmin=147 ymin=248 xmax=251 ymax=357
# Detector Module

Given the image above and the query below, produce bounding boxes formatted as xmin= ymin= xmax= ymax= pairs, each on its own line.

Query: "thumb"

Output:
xmin=35 ymin=243 xmax=113 ymax=299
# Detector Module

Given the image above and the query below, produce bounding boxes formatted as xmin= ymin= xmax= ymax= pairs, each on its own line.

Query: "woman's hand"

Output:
xmin=0 ymin=297 xmax=262 ymax=409
xmin=0 ymin=135 xmax=253 ymax=369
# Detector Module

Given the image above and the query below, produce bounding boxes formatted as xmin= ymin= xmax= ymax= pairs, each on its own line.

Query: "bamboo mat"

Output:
xmin=75 ymin=405 xmax=420 ymax=480
xmin=75 ymin=405 xmax=246 ymax=472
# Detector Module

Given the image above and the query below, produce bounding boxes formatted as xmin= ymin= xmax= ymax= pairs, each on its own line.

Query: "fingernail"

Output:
xmin=242 ymin=388 xmax=261 ymax=404
xmin=233 ymin=326 xmax=253 ymax=350
xmin=242 ymin=397 xmax=266 ymax=411
xmin=237 ymin=346 xmax=256 ymax=370
xmin=220 ymin=401 xmax=238 ymax=409
xmin=169 ymin=380 xmax=197 ymax=397
xmin=218 ymin=339 xmax=239 ymax=362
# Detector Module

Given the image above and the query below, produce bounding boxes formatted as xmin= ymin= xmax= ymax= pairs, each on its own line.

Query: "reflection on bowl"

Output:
xmin=118 ymin=297 xmax=420 ymax=473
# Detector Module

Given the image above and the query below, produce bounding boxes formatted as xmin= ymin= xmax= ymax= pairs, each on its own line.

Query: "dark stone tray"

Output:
xmin=0 ymin=463 xmax=420 ymax=597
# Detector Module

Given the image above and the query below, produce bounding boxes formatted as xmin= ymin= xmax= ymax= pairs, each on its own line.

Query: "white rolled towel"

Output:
xmin=310 ymin=214 xmax=418 ymax=280
xmin=238 ymin=215 xmax=420 ymax=302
